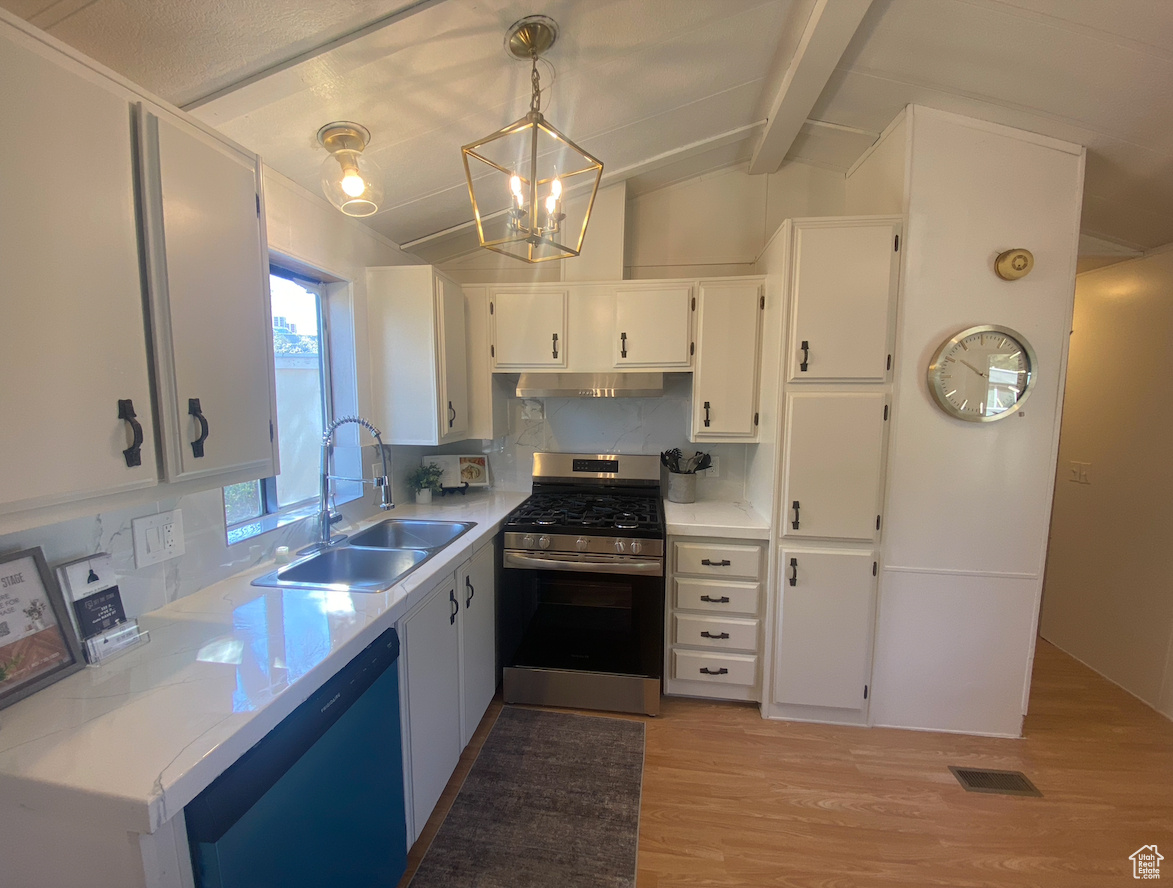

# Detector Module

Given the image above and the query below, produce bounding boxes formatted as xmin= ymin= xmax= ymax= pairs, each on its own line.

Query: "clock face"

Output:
xmin=927 ymin=325 xmax=1037 ymax=422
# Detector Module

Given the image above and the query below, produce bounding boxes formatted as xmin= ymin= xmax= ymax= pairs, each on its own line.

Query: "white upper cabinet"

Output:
xmin=781 ymin=392 xmax=888 ymax=542
xmin=0 ymin=32 xmax=158 ymax=516
xmin=773 ymin=547 xmax=876 ymax=710
xmin=787 ymin=220 xmax=901 ymax=383
xmin=691 ymin=279 xmax=764 ymax=441
xmin=613 ymin=285 xmax=693 ymax=368
xmin=368 ymin=266 xmax=470 ymax=445
xmin=491 ymin=290 xmax=568 ymax=369
xmin=139 ymin=107 xmax=277 ymax=483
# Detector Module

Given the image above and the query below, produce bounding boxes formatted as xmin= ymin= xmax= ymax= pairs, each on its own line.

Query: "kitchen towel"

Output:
xmin=407 ymin=706 xmax=644 ymax=888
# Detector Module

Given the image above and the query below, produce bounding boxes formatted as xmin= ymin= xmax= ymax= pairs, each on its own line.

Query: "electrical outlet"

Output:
xmin=132 ymin=509 xmax=185 ymax=568
xmin=703 ymin=456 xmax=720 ymax=478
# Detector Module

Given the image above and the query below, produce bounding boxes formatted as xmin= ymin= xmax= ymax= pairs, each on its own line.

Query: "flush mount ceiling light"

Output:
xmin=461 ymin=15 xmax=603 ymax=263
xmin=317 ymin=122 xmax=384 ymax=217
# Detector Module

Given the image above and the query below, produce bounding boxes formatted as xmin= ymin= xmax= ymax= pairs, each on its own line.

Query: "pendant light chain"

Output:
xmin=530 ymin=54 xmax=542 ymax=114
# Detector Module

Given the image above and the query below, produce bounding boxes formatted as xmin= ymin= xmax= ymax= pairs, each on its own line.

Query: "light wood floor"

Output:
xmin=401 ymin=639 xmax=1173 ymax=887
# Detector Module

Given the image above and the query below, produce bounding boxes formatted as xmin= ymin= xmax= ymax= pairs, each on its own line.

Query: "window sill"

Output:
xmin=227 ymin=504 xmax=319 ymax=546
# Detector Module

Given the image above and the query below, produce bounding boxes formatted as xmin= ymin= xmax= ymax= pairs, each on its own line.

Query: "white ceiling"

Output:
xmin=7 ymin=0 xmax=1172 ymax=264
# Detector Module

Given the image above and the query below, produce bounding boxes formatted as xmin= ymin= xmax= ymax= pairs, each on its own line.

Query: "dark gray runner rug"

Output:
xmin=408 ymin=706 xmax=645 ymax=888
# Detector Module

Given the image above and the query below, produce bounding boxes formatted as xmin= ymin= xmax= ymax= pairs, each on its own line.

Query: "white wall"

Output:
xmin=1040 ymin=246 xmax=1173 ymax=721
xmin=845 ymin=110 xmax=908 ymax=216
xmin=870 ymin=107 xmax=1085 ymax=736
xmin=626 ymin=162 xmax=845 ymax=279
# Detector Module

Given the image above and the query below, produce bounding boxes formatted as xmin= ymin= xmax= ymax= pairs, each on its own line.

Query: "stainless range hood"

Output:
xmin=515 ymin=372 xmax=664 ymax=398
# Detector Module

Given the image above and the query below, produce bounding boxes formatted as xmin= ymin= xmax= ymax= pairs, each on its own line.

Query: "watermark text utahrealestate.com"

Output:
xmin=1131 ymin=845 xmax=1163 ymax=880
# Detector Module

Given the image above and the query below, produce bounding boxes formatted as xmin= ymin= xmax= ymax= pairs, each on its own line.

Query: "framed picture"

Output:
xmin=0 ymin=547 xmax=86 ymax=711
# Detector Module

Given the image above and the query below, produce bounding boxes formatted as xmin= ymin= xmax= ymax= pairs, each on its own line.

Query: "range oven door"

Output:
xmin=499 ymin=549 xmax=664 ymax=716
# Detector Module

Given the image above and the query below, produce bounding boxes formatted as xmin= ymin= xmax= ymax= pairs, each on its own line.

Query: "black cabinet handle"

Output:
xmin=699 ymin=667 xmax=729 ymax=675
xmin=465 ymin=575 xmax=474 ymax=607
xmin=789 ymin=557 xmax=798 ymax=587
xmin=800 ymin=340 xmax=809 ymax=372
xmin=700 ymin=594 xmax=730 ymax=603
xmin=117 ymin=399 xmax=143 ymax=468
xmin=620 ymin=331 xmax=628 ymax=358
xmin=448 ymin=401 xmax=456 ymax=428
xmin=188 ymin=398 xmax=209 ymax=458
xmin=792 ymin=500 xmax=800 ymax=530
xmin=552 ymin=333 xmax=559 ymax=359
xmin=449 ymin=588 xmax=458 ymax=625
xmin=700 ymin=558 xmax=731 ymax=567
xmin=703 ymin=401 xmax=711 ymax=428
xmin=700 ymin=631 xmax=730 ymax=640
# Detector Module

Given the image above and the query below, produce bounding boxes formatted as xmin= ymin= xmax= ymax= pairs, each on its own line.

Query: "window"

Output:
xmin=224 ymin=268 xmax=332 ymax=542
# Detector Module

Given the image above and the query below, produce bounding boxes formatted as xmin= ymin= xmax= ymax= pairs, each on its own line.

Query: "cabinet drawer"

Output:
xmin=674 ymin=614 xmax=758 ymax=651
xmin=674 ymin=542 xmax=762 ymax=580
xmin=672 ymin=650 xmax=757 ymax=686
xmin=674 ymin=577 xmax=760 ymax=614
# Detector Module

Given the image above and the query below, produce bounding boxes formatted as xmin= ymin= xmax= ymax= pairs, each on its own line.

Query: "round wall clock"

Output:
xmin=926 ymin=325 xmax=1037 ymax=422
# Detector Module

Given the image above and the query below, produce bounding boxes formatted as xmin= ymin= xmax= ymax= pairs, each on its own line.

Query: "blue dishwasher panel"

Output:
xmin=186 ymin=627 xmax=407 ymax=888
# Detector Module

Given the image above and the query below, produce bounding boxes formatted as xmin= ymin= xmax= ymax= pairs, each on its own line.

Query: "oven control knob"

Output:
xmin=613 ymin=539 xmax=626 ymax=554
xmin=522 ymin=534 xmax=535 ymax=549
xmin=576 ymin=537 xmax=589 ymax=552
xmin=630 ymin=540 xmax=643 ymax=555
xmin=538 ymin=535 xmax=551 ymax=550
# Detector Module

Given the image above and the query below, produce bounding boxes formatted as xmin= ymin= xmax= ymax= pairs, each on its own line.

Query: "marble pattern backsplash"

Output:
xmin=0 ymin=443 xmax=405 ymax=621
xmin=481 ymin=374 xmax=749 ymax=501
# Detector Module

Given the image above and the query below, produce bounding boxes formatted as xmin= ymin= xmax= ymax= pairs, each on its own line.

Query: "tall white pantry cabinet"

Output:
xmin=0 ymin=19 xmax=278 ymax=531
xmin=766 ymin=217 xmax=902 ymax=726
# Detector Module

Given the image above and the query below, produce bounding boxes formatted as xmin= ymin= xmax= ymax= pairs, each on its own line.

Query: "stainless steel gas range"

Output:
xmin=498 ymin=452 xmax=665 ymax=715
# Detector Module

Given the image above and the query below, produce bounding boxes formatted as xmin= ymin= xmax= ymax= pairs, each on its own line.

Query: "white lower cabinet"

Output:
xmin=665 ymin=537 xmax=764 ymax=701
xmin=772 ymin=547 xmax=876 ymax=712
xmin=399 ymin=540 xmax=497 ymax=842
xmin=458 ymin=541 xmax=497 ymax=748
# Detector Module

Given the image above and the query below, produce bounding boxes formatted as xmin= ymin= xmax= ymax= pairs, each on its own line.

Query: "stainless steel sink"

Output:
xmin=252 ymin=546 xmax=429 ymax=594
xmin=348 ymin=519 xmax=476 ymax=551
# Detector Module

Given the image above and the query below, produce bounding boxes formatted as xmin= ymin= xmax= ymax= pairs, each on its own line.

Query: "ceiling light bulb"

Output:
xmin=550 ymin=176 xmax=562 ymax=200
xmin=510 ymin=174 xmax=523 ymax=201
xmin=545 ymin=193 xmax=557 ymax=214
xmin=341 ymin=171 xmax=366 ymax=197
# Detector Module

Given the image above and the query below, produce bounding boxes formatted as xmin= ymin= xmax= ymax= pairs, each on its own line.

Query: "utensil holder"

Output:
xmin=667 ymin=472 xmax=696 ymax=503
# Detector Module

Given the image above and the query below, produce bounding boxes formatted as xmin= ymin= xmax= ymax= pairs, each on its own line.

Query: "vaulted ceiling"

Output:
xmin=7 ymin=0 xmax=1171 ymax=268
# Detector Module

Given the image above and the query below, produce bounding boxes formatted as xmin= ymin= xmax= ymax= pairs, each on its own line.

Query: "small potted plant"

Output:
xmin=407 ymin=462 xmax=445 ymax=504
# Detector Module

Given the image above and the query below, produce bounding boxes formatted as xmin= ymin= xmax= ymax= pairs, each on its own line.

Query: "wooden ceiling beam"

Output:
xmin=748 ymin=0 xmax=874 ymax=175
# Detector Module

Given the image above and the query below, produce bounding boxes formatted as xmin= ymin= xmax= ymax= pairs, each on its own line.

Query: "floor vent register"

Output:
xmin=948 ymin=766 xmax=1042 ymax=797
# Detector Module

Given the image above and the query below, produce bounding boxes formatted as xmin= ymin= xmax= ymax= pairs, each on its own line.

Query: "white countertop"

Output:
xmin=0 ymin=491 xmax=527 ymax=835
xmin=663 ymin=499 xmax=771 ymax=539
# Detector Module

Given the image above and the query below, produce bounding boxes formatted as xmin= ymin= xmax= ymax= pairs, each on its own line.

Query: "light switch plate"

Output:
xmin=703 ymin=456 xmax=720 ymax=478
xmin=132 ymin=509 xmax=185 ymax=568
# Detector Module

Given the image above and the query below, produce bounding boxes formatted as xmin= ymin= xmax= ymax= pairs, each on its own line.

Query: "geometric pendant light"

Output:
xmin=461 ymin=16 xmax=603 ymax=263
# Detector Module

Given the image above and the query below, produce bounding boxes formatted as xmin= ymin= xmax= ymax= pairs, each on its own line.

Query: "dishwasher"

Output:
xmin=185 ymin=626 xmax=408 ymax=888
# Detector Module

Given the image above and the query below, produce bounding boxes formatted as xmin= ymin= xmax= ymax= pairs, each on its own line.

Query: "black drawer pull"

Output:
xmin=117 ymin=399 xmax=143 ymax=467
xmin=449 ymin=589 xmax=458 ymax=625
xmin=699 ymin=667 xmax=729 ymax=676
xmin=620 ymin=331 xmax=628 ymax=358
xmin=789 ymin=557 xmax=798 ymax=587
xmin=791 ymin=500 xmax=800 ymax=530
xmin=465 ymin=575 xmax=474 ymax=607
xmin=700 ymin=631 xmax=730 ymax=640
xmin=448 ymin=400 xmax=456 ymax=428
xmin=699 ymin=594 xmax=730 ymax=603
xmin=700 ymin=558 xmax=731 ymax=567
xmin=800 ymin=340 xmax=810 ymax=372
xmin=188 ymin=398 xmax=209 ymax=458
xmin=552 ymin=332 xmax=559 ymax=359
xmin=703 ymin=400 xmax=711 ymax=428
